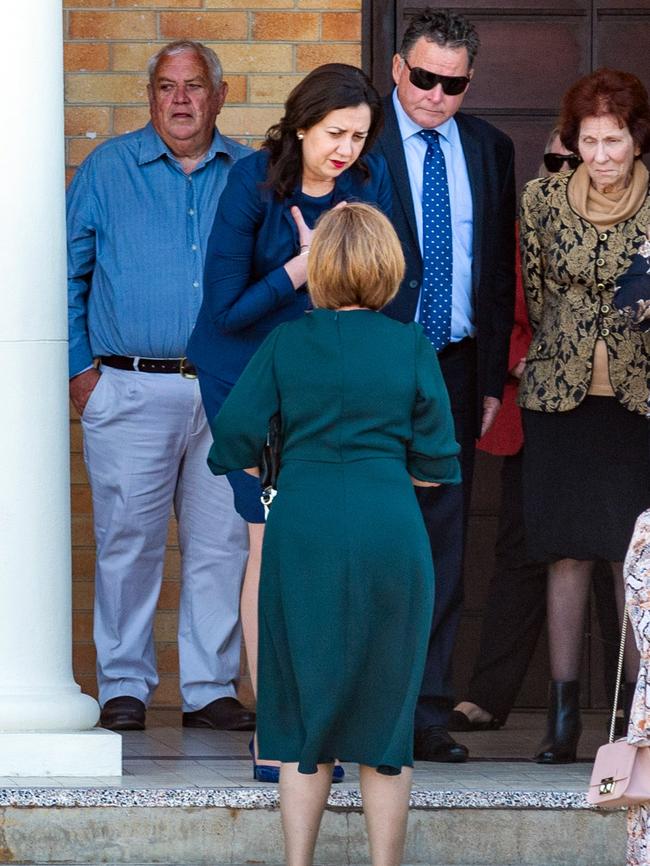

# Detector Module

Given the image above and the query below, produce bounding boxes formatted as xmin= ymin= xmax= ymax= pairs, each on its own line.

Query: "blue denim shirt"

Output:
xmin=67 ymin=122 xmax=251 ymax=377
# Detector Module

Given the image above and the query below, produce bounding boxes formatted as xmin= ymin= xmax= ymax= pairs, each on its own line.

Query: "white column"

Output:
xmin=0 ymin=1 xmax=121 ymax=775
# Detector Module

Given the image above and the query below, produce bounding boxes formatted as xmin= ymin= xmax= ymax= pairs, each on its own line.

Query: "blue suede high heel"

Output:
xmin=249 ymin=738 xmax=280 ymax=783
xmin=248 ymin=739 xmax=345 ymax=783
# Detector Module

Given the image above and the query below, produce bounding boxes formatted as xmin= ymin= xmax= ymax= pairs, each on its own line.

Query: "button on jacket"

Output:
xmin=518 ymin=172 xmax=650 ymax=416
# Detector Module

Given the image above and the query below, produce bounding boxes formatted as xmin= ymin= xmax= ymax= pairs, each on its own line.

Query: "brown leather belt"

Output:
xmin=100 ymin=355 xmax=197 ymax=378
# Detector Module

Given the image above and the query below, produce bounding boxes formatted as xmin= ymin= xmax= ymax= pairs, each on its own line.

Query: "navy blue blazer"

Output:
xmin=374 ymin=96 xmax=516 ymax=425
xmin=187 ymin=148 xmax=392 ymax=386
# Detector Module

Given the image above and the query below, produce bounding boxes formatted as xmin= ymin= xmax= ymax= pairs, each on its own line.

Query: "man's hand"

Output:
xmin=69 ymin=368 xmax=101 ymax=416
xmin=480 ymin=396 xmax=501 ymax=438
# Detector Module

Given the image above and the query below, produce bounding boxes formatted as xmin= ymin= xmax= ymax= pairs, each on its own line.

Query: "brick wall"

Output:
xmin=64 ymin=1 xmax=362 ymax=177
xmin=65 ymin=0 xmax=361 ymax=709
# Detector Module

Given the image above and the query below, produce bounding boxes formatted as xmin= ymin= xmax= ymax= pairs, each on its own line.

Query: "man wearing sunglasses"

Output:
xmin=375 ymin=8 xmax=516 ymax=763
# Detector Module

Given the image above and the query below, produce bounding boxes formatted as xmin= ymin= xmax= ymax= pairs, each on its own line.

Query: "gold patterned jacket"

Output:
xmin=517 ymin=172 xmax=650 ymax=415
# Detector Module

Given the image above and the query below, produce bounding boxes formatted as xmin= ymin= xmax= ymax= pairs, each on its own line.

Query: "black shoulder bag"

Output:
xmin=259 ymin=412 xmax=282 ymax=518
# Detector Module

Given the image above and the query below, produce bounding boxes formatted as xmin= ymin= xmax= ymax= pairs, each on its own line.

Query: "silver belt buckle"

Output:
xmin=179 ymin=357 xmax=197 ymax=379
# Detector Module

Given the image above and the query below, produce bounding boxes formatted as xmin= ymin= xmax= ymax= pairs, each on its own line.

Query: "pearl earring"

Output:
xmin=297 ymin=132 xmax=304 ymax=140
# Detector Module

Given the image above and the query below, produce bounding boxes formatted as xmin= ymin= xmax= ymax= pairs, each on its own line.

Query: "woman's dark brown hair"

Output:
xmin=263 ymin=63 xmax=383 ymax=199
xmin=559 ymin=68 xmax=650 ymax=155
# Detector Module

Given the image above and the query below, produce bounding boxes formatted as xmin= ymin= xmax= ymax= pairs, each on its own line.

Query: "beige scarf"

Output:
xmin=568 ymin=159 xmax=649 ymax=232
xmin=568 ymin=159 xmax=649 ymax=395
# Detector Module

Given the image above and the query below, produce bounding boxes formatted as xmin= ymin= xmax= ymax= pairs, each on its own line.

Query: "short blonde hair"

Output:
xmin=308 ymin=203 xmax=405 ymax=310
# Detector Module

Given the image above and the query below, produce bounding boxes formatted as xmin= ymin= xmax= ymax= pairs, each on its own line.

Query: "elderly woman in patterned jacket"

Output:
xmin=518 ymin=67 xmax=650 ymax=764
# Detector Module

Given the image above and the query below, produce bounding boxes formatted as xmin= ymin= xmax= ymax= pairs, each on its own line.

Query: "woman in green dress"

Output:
xmin=209 ymin=203 xmax=460 ymax=866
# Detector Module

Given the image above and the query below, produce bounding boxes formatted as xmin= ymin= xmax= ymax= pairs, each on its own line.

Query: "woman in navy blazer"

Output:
xmin=189 ymin=147 xmax=390 ymax=391
xmin=187 ymin=63 xmax=391 ymax=780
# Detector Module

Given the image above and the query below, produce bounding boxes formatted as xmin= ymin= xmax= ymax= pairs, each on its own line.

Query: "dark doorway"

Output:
xmin=362 ymin=0 xmax=650 ymax=709
xmin=364 ymin=0 xmax=650 ymax=196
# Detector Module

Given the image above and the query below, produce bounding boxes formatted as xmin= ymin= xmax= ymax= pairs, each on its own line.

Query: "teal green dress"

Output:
xmin=209 ymin=309 xmax=460 ymax=774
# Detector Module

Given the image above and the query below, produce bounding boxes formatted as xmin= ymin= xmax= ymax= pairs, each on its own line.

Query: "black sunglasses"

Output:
xmin=543 ymin=152 xmax=581 ymax=173
xmin=403 ymin=58 xmax=471 ymax=96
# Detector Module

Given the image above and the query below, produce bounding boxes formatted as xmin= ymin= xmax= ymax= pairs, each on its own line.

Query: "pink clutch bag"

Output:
xmin=587 ymin=740 xmax=650 ymax=809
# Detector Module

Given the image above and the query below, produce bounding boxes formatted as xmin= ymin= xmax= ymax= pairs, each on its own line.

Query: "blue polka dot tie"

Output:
xmin=419 ymin=129 xmax=452 ymax=351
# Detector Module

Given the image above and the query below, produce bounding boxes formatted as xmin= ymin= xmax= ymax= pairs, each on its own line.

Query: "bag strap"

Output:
xmin=609 ymin=603 xmax=630 ymax=744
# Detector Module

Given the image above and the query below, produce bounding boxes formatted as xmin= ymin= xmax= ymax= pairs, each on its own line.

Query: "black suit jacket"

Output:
xmin=375 ymin=95 xmax=516 ymax=429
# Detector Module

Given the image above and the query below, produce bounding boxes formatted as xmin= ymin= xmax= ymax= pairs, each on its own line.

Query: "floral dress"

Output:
xmin=625 ymin=509 xmax=650 ymax=865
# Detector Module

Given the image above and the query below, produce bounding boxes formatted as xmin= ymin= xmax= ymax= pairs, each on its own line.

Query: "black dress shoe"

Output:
xmin=414 ymin=726 xmax=469 ymax=763
xmin=448 ymin=709 xmax=502 ymax=732
xmin=182 ymin=697 xmax=256 ymax=731
xmin=99 ymin=696 xmax=146 ymax=731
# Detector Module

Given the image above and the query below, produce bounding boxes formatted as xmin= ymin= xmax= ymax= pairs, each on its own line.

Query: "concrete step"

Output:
xmin=0 ymin=786 xmax=626 ymax=866
xmin=0 ymin=716 xmax=626 ymax=866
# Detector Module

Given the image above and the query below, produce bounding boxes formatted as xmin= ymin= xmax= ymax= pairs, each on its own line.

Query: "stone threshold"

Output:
xmin=0 ymin=786 xmax=603 ymax=810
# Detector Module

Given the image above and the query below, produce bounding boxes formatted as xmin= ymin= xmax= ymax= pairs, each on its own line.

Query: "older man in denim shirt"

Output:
xmin=67 ymin=41 xmax=253 ymax=732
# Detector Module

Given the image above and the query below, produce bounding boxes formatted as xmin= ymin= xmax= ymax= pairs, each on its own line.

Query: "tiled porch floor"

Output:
xmin=0 ymin=710 xmax=607 ymax=792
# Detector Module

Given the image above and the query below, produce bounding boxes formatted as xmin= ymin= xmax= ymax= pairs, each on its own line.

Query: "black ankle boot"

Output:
xmin=534 ymin=681 xmax=582 ymax=764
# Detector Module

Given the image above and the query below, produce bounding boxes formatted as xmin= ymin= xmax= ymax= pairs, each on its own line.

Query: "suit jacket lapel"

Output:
xmin=379 ymin=96 xmax=420 ymax=254
xmin=281 ymin=196 xmax=300 ymax=249
xmin=455 ymin=113 xmax=483 ymax=296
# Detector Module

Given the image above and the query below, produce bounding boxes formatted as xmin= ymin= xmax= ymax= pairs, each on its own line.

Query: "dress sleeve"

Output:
xmin=203 ymin=158 xmax=296 ymax=335
xmin=207 ymin=327 xmax=282 ymax=475
xmin=508 ymin=223 xmax=533 ymax=370
xmin=407 ymin=327 xmax=462 ymax=484
xmin=484 ymin=136 xmax=516 ymax=401
xmin=373 ymin=154 xmax=393 ymax=218
xmin=519 ymin=179 xmax=544 ymax=332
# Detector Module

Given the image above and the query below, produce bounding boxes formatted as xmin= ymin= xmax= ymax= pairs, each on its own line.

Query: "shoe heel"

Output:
xmin=249 ymin=739 xmax=343 ymax=783
xmin=249 ymin=737 xmax=280 ymax=783
xmin=254 ymin=764 xmax=280 ymax=783
xmin=536 ymin=747 xmax=577 ymax=764
xmin=534 ymin=681 xmax=581 ymax=764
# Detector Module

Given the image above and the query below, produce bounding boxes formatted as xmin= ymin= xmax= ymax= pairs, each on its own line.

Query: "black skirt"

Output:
xmin=522 ymin=397 xmax=650 ymax=562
